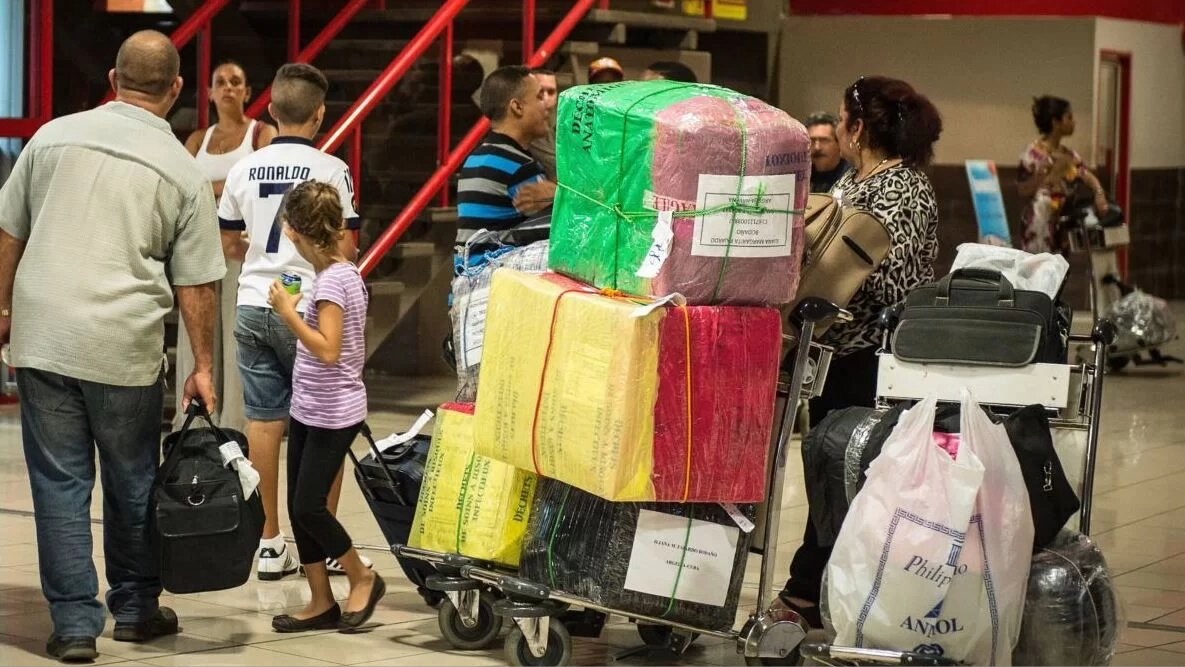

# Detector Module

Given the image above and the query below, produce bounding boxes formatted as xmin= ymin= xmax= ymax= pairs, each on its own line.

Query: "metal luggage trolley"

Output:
xmin=395 ymin=298 xmax=850 ymax=666
xmin=800 ymin=310 xmax=1118 ymax=667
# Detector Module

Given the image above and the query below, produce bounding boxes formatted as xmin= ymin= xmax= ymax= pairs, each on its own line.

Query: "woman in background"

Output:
xmin=1017 ymin=95 xmax=1110 ymax=255
xmin=175 ymin=61 xmax=276 ymax=430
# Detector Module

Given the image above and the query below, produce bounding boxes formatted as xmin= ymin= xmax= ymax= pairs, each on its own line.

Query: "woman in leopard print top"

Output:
xmin=778 ymin=75 xmax=942 ymax=626
xmin=824 ymin=163 xmax=940 ymax=356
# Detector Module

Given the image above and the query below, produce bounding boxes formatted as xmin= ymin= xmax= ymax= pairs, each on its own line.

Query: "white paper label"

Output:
xmin=636 ymin=211 xmax=675 ymax=279
xmin=691 ymin=173 xmax=796 ymax=258
xmin=720 ymin=503 xmax=756 ymax=533
xmin=375 ymin=410 xmax=435 ymax=453
xmin=455 ymin=286 xmax=491 ymax=369
xmin=218 ymin=441 xmax=245 ymax=465
xmin=630 ymin=292 xmax=687 ymax=319
xmin=623 ymin=509 xmax=740 ymax=607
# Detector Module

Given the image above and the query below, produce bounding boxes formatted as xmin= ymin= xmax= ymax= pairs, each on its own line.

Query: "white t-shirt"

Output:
xmin=218 ymin=136 xmax=360 ymax=310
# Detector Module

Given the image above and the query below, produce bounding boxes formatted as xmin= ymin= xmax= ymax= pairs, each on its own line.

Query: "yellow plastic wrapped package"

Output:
xmin=409 ymin=403 xmax=537 ymax=567
xmin=474 ymin=270 xmax=662 ymax=501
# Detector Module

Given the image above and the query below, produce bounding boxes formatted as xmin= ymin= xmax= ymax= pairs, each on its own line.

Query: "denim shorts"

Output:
xmin=234 ymin=306 xmax=298 ymax=421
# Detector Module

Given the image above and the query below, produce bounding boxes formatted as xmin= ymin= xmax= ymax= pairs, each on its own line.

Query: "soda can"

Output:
xmin=280 ymin=272 xmax=302 ymax=296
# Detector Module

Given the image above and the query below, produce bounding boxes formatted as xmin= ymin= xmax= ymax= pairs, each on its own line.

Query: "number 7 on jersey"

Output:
xmin=259 ymin=182 xmax=295 ymax=253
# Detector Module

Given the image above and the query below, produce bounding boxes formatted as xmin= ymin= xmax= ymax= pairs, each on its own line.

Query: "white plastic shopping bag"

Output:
xmin=826 ymin=391 xmax=1035 ymax=666
xmin=826 ymin=395 xmax=985 ymax=657
xmin=950 ymin=389 xmax=1035 ymax=666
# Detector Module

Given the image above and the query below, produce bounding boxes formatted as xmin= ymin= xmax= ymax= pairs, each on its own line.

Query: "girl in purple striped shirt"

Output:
xmin=266 ymin=180 xmax=383 ymax=633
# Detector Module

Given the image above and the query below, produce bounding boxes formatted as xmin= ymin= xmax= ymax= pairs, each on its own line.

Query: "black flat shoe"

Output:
xmin=272 ymin=605 xmax=342 ymax=633
xmin=338 ymin=573 xmax=386 ymax=631
xmin=46 ymin=636 xmax=97 ymax=663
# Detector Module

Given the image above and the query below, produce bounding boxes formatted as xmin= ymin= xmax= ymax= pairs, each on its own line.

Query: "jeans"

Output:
xmin=287 ymin=417 xmax=362 ymax=564
xmin=18 ymin=368 xmax=164 ymax=638
xmin=234 ymin=306 xmax=298 ymax=421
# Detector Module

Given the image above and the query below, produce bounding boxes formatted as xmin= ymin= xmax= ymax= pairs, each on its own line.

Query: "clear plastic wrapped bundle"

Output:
xmin=1108 ymin=289 xmax=1178 ymax=352
xmin=474 ymin=269 xmax=782 ymax=502
xmin=1011 ymin=530 xmax=1121 ymax=666
xmin=520 ymin=479 xmax=755 ymax=632
xmin=550 ymin=80 xmax=810 ymax=305
xmin=450 ymin=241 xmax=550 ymax=402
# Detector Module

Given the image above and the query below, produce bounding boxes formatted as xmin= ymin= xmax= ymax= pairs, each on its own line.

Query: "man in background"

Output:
xmin=0 ymin=30 xmax=223 ymax=662
xmin=456 ymin=66 xmax=554 ymax=254
xmin=527 ymin=68 xmax=558 ymax=181
xmin=587 ymin=57 xmax=624 ymax=84
xmin=806 ymin=111 xmax=850 ymax=193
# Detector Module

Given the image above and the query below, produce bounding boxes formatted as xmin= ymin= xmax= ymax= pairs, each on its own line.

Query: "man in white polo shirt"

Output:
xmin=0 ymin=31 xmax=223 ymax=662
xmin=218 ymin=63 xmax=362 ymax=580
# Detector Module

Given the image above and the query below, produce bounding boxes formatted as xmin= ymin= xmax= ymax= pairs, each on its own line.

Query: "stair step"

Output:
xmin=368 ymin=280 xmax=407 ymax=297
xmin=394 ymin=241 xmax=442 ymax=258
xmin=424 ymin=207 xmax=459 ymax=224
xmin=586 ymin=8 xmax=716 ymax=32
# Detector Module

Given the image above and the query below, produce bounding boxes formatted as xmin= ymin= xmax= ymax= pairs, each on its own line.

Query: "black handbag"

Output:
xmin=349 ymin=423 xmax=441 ymax=607
xmin=892 ymin=268 xmax=1071 ymax=367
xmin=154 ymin=400 xmax=264 ymax=594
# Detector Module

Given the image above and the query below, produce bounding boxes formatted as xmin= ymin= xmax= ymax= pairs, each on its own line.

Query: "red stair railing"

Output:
xmin=317 ymin=0 xmax=471 ymax=216
xmin=246 ymin=0 xmax=373 ymax=120
xmin=357 ymin=0 xmax=599 ymax=278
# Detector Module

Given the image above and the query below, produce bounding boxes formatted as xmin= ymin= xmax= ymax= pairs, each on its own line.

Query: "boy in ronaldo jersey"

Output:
xmin=217 ymin=63 xmax=366 ymax=580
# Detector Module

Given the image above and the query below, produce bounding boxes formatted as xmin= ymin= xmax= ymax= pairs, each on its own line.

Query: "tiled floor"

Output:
xmin=1 ymin=316 xmax=1184 ymax=666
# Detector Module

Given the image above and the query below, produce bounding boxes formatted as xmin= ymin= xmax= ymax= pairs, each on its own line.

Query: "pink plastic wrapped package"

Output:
xmin=551 ymin=81 xmax=811 ymax=305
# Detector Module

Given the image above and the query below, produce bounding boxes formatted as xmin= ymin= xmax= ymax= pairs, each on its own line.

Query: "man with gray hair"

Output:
xmin=0 ymin=30 xmax=224 ymax=662
xmin=806 ymin=111 xmax=850 ymax=194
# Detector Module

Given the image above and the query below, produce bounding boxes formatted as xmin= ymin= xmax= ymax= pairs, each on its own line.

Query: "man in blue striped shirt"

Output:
xmin=456 ymin=66 xmax=555 ymax=251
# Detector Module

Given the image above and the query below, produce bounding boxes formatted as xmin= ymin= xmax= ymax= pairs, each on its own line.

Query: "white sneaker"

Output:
xmin=325 ymin=554 xmax=374 ymax=576
xmin=257 ymin=544 xmax=299 ymax=581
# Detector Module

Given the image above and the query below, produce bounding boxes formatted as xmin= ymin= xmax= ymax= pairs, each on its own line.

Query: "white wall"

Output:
xmin=1094 ymin=18 xmax=1185 ymax=168
xmin=778 ymin=16 xmax=1098 ymax=166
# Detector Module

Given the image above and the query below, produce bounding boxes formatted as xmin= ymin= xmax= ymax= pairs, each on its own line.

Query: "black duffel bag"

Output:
xmin=892 ymin=267 xmax=1071 ymax=366
xmin=155 ymin=399 xmax=264 ymax=594
xmin=349 ymin=424 xmax=441 ymax=607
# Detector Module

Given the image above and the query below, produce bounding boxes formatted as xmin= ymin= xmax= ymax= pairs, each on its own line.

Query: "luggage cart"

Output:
xmin=799 ymin=311 xmax=1118 ymax=667
xmin=394 ymin=297 xmax=851 ymax=666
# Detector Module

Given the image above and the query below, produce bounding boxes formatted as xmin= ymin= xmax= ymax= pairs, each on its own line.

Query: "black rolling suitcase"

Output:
xmin=154 ymin=399 xmax=264 ymax=594
xmin=349 ymin=423 xmax=442 ymax=607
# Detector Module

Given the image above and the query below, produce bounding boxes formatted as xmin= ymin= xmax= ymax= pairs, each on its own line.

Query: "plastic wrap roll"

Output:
xmin=474 ymin=269 xmax=781 ymax=502
xmin=1012 ymin=530 xmax=1121 ymax=666
xmin=1108 ymin=289 xmax=1178 ymax=352
xmin=551 ymin=80 xmax=809 ymax=305
xmin=450 ymin=241 xmax=550 ymax=402
xmin=409 ymin=403 xmax=537 ymax=567
xmin=521 ymin=479 xmax=755 ymax=632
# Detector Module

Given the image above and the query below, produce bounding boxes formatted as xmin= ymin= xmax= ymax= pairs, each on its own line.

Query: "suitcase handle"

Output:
xmin=346 ymin=422 xmax=415 ymax=507
xmin=935 ymin=267 xmax=1015 ymax=307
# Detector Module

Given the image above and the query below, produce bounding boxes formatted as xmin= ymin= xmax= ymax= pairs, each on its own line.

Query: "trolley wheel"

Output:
xmin=636 ymin=623 xmax=700 ymax=650
xmin=438 ymin=591 xmax=503 ymax=650
xmin=504 ymin=621 xmax=572 ymax=667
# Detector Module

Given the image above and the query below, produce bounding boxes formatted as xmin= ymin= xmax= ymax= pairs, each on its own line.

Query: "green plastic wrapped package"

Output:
xmin=551 ymin=80 xmax=810 ymax=305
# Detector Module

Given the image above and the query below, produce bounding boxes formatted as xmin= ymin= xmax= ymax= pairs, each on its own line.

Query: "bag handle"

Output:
xmin=935 ymin=268 xmax=1015 ymax=307
xmin=345 ymin=422 xmax=414 ymax=506
xmin=158 ymin=398 xmax=234 ymax=482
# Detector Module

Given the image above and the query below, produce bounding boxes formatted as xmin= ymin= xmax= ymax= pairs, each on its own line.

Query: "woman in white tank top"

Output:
xmin=176 ymin=61 xmax=277 ymax=431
